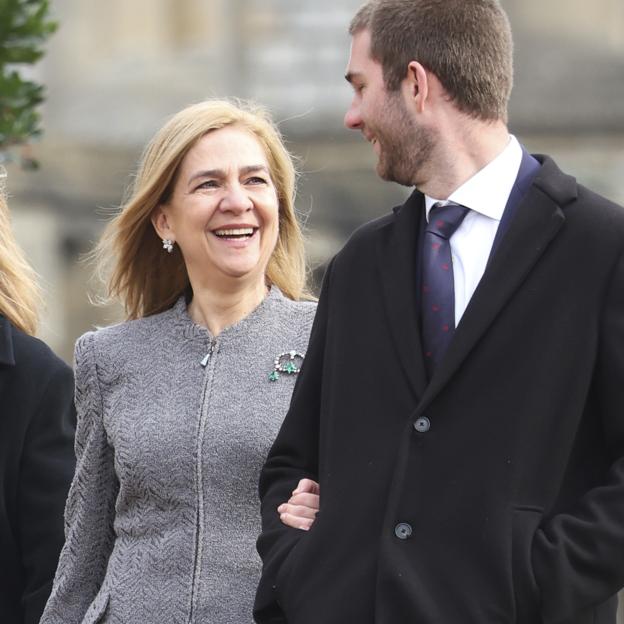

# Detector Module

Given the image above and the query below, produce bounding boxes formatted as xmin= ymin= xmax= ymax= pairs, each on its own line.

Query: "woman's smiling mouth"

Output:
xmin=212 ymin=226 xmax=259 ymax=241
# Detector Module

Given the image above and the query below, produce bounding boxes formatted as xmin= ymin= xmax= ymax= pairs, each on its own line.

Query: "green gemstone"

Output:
xmin=269 ymin=371 xmax=279 ymax=381
xmin=283 ymin=361 xmax=297 ymax=374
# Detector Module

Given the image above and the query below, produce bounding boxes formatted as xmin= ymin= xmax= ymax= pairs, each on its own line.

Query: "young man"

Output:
xmin=255 ymin=1 xmax=624 ymax=622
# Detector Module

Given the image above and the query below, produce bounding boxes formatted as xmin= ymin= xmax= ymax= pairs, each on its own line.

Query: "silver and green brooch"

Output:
xmin=269 ymin=351 xmax=305 ymax=381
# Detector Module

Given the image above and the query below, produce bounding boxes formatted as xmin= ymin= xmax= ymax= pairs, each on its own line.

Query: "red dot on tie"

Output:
xmin=422 ymin=285 xmax=430 ymax=293
xmin=432 ymin=242 xmax=441 ymax=251
xmin=425 ymin=352 xmax=432 ymax=357
xmin=442 ymin=324 xmax=450 ymax=332
xmin=436 ymin=220 xmax=445 ymax=229
xmin=432 ymin=304 xmax=440 ymax=312
xmin=441 ymin=263 xmax=449 ymax=271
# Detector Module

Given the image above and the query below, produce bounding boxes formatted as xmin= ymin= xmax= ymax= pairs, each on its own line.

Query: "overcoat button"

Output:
xmin=394 ymin=522 xmax=413 ymax=540
xmin=414 ymin=416 xmax=431 ymax=433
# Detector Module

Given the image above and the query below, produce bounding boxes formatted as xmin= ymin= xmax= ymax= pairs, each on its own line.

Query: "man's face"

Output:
xmin=344 ymin=29 xmax=435 ymax=187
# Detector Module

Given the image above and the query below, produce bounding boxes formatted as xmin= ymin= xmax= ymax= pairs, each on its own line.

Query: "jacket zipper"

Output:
xmin=188 ymin=337 xmax=218 ymax=623
xmin=200 ymin=340 xmax=216 ymax=368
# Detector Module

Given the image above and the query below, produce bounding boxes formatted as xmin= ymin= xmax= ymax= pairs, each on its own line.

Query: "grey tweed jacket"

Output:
xmin=40 ymin=288 xmax=316 ymax=624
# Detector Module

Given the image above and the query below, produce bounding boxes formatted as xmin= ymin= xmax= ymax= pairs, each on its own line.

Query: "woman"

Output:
xmin=0 ymin=190 xmax=75 ymax=624
xmin=41 ymin=100 xmax=318 ymax=624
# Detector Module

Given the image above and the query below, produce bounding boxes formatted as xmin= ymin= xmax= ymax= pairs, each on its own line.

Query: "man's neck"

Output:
xmin=418 ymin=118 xmax=510 ymax=200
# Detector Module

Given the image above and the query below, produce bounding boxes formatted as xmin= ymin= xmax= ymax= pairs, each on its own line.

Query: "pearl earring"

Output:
xmin=162 ymin=238 xmax=174 ymax=253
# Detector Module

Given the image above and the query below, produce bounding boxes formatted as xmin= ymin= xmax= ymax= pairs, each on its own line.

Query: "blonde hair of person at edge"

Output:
xmin=40 ymin=99 xmax=320 ymax=624
xmin=0 ymin=187 xmax=75 ymax=624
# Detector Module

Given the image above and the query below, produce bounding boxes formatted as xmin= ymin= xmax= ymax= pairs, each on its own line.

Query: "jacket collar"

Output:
xmin=0 ymin=315 xmax=16 ymax=366
xmin=168 ymin=285 xmax=289 ymax=341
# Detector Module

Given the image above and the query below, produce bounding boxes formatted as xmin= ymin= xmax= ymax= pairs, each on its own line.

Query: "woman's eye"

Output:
xmin=197 ymin=180 xmax=218 ymax=190
xmin=246 ymin=176 xmax=268 ymax=185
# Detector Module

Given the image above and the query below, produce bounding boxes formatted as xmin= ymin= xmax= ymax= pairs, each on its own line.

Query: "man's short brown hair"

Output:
xmin=349 ymin=0 xmax=513 ymax=122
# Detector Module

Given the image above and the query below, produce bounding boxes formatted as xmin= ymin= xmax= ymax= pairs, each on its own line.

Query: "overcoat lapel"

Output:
xmin=0 ymin=316 xmax=15 ymax=367
xmin=418 ymin=156 xmax=575 ymax=410
xmin=376 ymin=190 xmax=428 ymax=400
xmin=0 ymin=316 xmax=16 ymax=408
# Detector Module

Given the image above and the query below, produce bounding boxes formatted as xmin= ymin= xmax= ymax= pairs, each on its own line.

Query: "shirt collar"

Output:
xmin=425 ymin=135 xmax=523 ymax=222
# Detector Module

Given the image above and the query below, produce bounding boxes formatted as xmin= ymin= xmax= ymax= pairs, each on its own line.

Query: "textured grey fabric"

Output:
xmin=41 ymin=288 xmax=316 ymax=624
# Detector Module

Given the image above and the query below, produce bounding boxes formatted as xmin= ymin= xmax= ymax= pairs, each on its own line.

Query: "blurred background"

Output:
xmin=3 ymin=2 xmax=623 ymax=618
xmin=4 ymin=0 xmax=624 ymax=366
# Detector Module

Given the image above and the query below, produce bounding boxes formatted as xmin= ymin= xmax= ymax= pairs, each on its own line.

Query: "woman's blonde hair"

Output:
xmin=0 ymin=189 xmax=42 ymax=335
xmin=96 ymin=99 xmax=310 ymax=319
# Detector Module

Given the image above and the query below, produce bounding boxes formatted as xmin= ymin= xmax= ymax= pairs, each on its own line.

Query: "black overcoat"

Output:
xmin=255 ymin=156 xmax=624 ymax=624
xmin=0 ymin=316 xmax=75 ymax=624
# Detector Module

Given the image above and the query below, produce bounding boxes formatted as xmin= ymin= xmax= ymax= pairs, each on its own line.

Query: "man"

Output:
xmin=255 ymin=1 xmax=624 ymax=622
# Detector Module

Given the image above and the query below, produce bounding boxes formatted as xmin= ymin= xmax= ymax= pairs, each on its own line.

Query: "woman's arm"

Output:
xmin=40 ymin=332 xmax=119 ymax=624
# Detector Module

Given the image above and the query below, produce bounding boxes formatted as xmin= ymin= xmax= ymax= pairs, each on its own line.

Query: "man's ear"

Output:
xmin=151 ymin=205 xmax=174 ymax=242
xmin=405 ymin=61 xmax=429 ymax=112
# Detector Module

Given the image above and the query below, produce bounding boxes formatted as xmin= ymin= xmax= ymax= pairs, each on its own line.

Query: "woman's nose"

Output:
xmin=219 ymin=184 xmax=253 ymax=212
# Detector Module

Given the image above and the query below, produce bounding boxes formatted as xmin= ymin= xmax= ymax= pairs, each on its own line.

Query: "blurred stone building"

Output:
xmin=7 ymin=0 xmax=624 ymax=364
xmin=4 ymin=1 xmax=624 ymax=618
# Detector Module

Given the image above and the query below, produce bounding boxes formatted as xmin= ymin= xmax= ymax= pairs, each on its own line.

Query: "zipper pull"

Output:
xmin=200 ymin=339 xmax=217 ymax=367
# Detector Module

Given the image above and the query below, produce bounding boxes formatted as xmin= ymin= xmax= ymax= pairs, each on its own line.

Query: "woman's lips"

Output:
xmin=210 ymin=226 xmax=259 ymax=247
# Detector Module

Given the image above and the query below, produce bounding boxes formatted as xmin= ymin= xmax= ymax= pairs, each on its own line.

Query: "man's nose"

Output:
xmin=344 ymin=100 xmax=363 ymax=130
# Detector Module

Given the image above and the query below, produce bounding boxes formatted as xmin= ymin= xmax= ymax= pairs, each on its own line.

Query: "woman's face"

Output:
xmin=154 ymin=125 xmax=280 ymax=291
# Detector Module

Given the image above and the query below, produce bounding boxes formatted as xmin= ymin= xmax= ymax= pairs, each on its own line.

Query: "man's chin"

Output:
xmin=376 ymin=161 xmax=413 ymax=187
xmin=375 ymin=158 xmax=392 ymax=181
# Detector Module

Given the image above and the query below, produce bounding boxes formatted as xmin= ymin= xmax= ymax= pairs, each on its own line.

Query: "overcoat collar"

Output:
xmin=377 ymin=155 xmax=575 ymax=409
xmin=418 ymin=155 xmax=574 ymax=411
xmin=0 ymin=315 xmax=16 ymax=366
xmin=376 ymin=189 xmax=428 ymax=401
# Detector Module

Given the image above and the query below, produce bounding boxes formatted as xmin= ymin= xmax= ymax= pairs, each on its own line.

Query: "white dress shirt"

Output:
xmin=424 ymin=135 xmax=523 ymax=326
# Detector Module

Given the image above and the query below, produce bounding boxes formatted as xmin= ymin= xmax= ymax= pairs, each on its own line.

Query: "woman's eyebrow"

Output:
xmin=188 ymin=164 xmax=270 ymax=185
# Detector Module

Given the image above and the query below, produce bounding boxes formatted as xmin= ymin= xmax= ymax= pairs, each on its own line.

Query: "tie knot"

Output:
xmin=427 ymin=202 xmax=469 ymax=239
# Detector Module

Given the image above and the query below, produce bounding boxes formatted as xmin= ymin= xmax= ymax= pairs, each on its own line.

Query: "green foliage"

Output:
xmin=0 ymin=0 xmax=57 ymax=168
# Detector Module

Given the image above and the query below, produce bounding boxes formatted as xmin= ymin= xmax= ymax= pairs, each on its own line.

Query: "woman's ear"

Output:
xmin=151 ymin=205 xmax=174 ymax=242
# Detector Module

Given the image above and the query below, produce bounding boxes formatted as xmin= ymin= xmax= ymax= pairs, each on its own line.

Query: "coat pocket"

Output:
xmin=274 ymin=526 xmax=317 ymax=618
xmin=81 ymin=590 xmax=109 ymax=624
xmin=511 ymin=506 xmax=542 ymax=623
xmin=275 ymin=533 xmax=310 ymax=596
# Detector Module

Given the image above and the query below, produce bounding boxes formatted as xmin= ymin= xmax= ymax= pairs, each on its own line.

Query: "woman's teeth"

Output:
xmin=214 ymin=227 xmax=255 ymax=239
